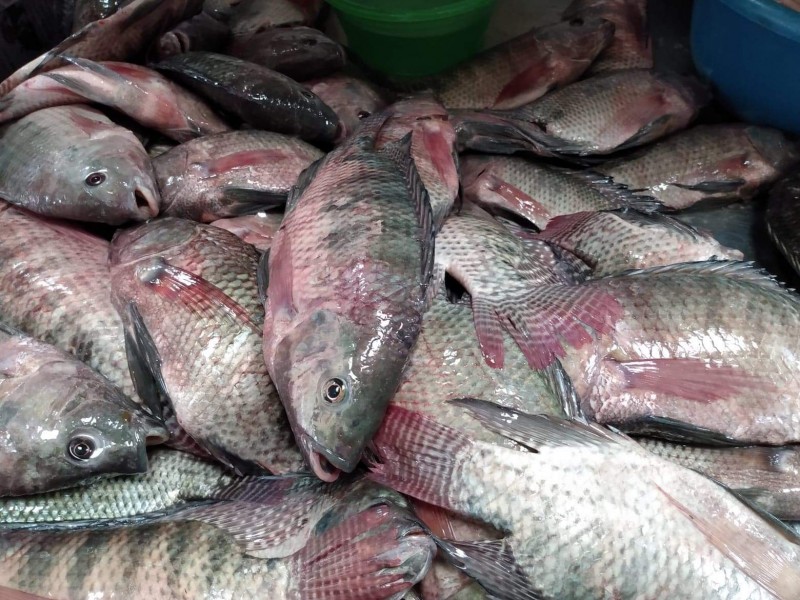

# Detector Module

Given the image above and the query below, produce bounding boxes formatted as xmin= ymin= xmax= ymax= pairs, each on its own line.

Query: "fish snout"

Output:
xmin=131 ymin=182 xmax=161 ymax=221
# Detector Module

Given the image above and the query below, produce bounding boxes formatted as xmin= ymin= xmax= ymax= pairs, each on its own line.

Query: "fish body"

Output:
xmin=304 ymin=74 xmax=387 ymax=140
xmin=601 ymin=124 xmax=800 ymax=210
xmin=371 ymin=402 xmax=800 ymax=600
xmin=565 ymin=262 xmax=800 ymax=444
xmin=460 ymin=153 xmax=658 ymax=229
xmin=0 ymin=203 xmax=135 ymax=399
xmin=563 ymin=0 xmax=652 ymax=73
xmin=154 ymin=51 xmax=340 ymax=144
xmin=0 ymin=325 xmax=166 ymax=497
xmin=154 ymin=12 xmax=232 ymax=60
xmin=227 ymin=26 xmax=345 ymax=81
xmin=262 ymin=119 xmax=434 ymax=480
xmin=153 ymin=130 xmax=322 ymax=222
xmin=0 ymin=105 xmax=159 ymax=224
xmin=536 ymin=209 xmax=743 ymax=276
xmin=768 ymin=172 xmax=800 ymax=276
xmin=72 ymin=0 xmax=125 ymax=31
xmin=111 ymin=218 xmax=303 ymax=474
xmin=229 ymin=0 xmax=323 ymax=44
xmin=428 ymin=18 xmax=614 ymax=109
xmin=211 ymin=212 xmax=283 ymax=252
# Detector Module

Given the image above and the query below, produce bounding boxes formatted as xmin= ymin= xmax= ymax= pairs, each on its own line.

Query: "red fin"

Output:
xmin=617 ymin=358 xmax=777 ymax=402
xmin=0 ymin=588 xmax=51 ymax=600
xmin=535 ymin=212 xmax=595 ymax=245
xmin=493 ymin=55 xmax=553 ymax=109
xmin=266 ymin=233 xmax=296 ymax=317
xmin=139 ymin=260 xmax=258 ymax=331
xmin=470 ymin=173 xmax=552 ymax=229
xmin=412 ymin=499 xmax=457 ymax=539
xmin=417 ymin=122 xmax=459 ymax=197
xmin=472 ymin=298 xmax=505 ymax=369
xmin=200 ymin=149 xmax=295 ymax=176
xmin=368 ymin=406 xmax=471 ymax=511
xmin=295 ymin=503 xmax=433 ymax=600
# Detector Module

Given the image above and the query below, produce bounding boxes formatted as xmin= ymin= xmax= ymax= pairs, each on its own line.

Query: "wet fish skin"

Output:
xmin=0 ymin=326 xmax=167 ymax=497
xmin=0 ymin=202 xmax=136 ymax=400
xmin=154 ymin=11 xmax=231 ymax=60
xmin=211 ymin=212 xmax=284 ymax=252
xmin=154 ymin=51 xmax=340 ymax=144
xmin=304 ymin=74 xmax=387 ymax=140
xmin=0 ymin=448 xmax=231 ymax=525
xmin=563 ymin=0 xmax=652 ymax=73
xmin=111 ymin=218 xmax=303 ymax=474
xmin=536 ymin=209 xmax=743 ymax=276
xmin=0 ymin=475 xmax=434 ymax=600
xmin=370 ymin=402 xmax=800 ymax=600
xmin=72 ymin=0 xmax=125 ymax=31
xmin=601 ymin=124 xmax=800 ymax=210
xmin=262 ymin=118 xmax=434 ymax=481
xmin=640 ymin=439 xmax=800 ymax=521
xmin=564 ymin=261 xmax=800 ymax=445
xmin=229 ymin=0 xmax=323 ymax=44
xmin=227 ymin=26 xmax=345 ymax=81
xmin=0 ymin=105 xmax=159 ymax=224
xmin=153 ymin=130 xmax=322 ymax=222
xmin=768 ymin=172 xmax=800 ymax=276
xmin=430 ymin=17 xmax=614 ymax=110
xmin=460 ymin=153 xmax=659 ymax=229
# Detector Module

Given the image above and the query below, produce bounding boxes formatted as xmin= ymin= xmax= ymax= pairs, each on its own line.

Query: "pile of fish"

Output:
xmin=2 ymin=0 xmax=800 ymax=598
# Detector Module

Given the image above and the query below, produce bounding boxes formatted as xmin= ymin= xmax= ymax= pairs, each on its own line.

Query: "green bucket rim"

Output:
xmin=326 ymin=0 xmax=494 ymax=23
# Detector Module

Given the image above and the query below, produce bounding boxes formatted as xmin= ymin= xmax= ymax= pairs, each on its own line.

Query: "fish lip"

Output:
xmin=140 ymin=413 xmax=170 ymax=446
xmin=131 ymin=182 xmax=160 ymax=221
xmin=298 ymin=435 xmax=349 ymax=482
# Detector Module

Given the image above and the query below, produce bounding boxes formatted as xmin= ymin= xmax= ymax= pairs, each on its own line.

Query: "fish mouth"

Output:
xmin=141 ymin=414 xmax=170 ymax=446
xmin=131 ymin=184 xmax=160 ymax=221
xmin=299 ymin=436 xmax=344 ymax=483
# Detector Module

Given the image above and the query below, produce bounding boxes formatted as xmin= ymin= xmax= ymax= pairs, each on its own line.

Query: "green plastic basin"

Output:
xmin=327 ymin=0 xmax=496 ymax=78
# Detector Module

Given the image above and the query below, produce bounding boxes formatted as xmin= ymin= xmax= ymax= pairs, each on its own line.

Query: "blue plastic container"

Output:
xmin=691 ymin=0 xmax=800 ymax=134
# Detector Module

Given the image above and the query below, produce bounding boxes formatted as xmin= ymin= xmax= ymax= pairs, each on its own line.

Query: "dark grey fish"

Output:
xmin=153 ymin=11 xmax=231 ymax=60
xmin=767 ymin=171 xmax=800 ymax=276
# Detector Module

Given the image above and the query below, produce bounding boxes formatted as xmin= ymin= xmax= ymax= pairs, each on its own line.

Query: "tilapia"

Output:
xmin=0 ymin=203 xmax=135 ymax=399
xmin=262 ymin=116 xmax=435 ymax=481
xmin=228 ymin=0 xmax=323 ymax=44
xmin=563 ymin=261 xmax=800 ymax=445
xmin=110 ymin=218 xmax=303 ymax=474
xmin=640 ymin=439 xmax=800 ymax=521
xmin=227 ymin=26 xmax=345 ymax=81
xmin=370 ymin=401 xmax=800 ymax=600
xmin=536 ymin=209 xmax=743 ymax=276
xmin=422 ymin=18 xmax=614 ymax=110
xmin=211 ymin=211 xmax=283 ymax=252
xmin=154 ymin=12 xmax=232 ymax=60
xmin=375 ymin=97 xmax=459 ymax=228
xmin=154 ymin=51 xmax=340 ymax=144
xmin=768 ymin=172 xmax=800 ymax=276
xmin=454 ymin=69 xmax=708 ymax=157
xmin=0 ymin=324 xmax=166 ymax=497
xmin=434 ymin=202 xmax=621 ymax=370
xmin=0 ymin=0 xmax=204 ymax=96
xmin=460 ymin=153 xmax=660 ymax=229
xmin=304 ymin=74 xmax=388 ymax=140
xmin=0 ymin=105 xmax=159 ymax=224
xmin=153 ymin=130 xmax=322 ymax=222
xmin=600 ymin=124 xmax=800 ymax=210
xmin=72 ymin=0 xmax=126 ymax=31
xmin=563 ymin=0 xmax=652 ymax=73
xmin=0 ymin=475 xmax=434 ymax=600
xmin=0 ymin=59 xmax=229 ymax=141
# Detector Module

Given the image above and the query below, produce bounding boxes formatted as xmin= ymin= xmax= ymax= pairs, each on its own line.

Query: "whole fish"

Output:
xmin=370 ymin=401 xmax=800 ymax=600
xmin=0 ymin=324 xmax=166 ymax=497
xmin=0 ymin=0 xmax=204 ymax=96
xmin=640 ymin=439 xmax=800 ymax=520
xmin=0 ymin=203 xmax=136 ymax=400
xmin=375 ymin=97 xmax=459 ymax=228
xmin=563 ymin=0 xmax=652 ymax=73
xmin=304 ymin=74 xmax=388 ymax=140
xmin=153 ymin=130 xmax=322 ymax=222
xmin=600 ymin=124 xmax=800 ymax=210
xmin=536 ymin=209 xmax=743 ymax=276
xmin=72 ymin=0 xmax=126 ymax=31
xmin=434 ymin=202 xmax=622 ymax=370
xmin=563 ymin=261 xmax=800 ymax=445
xmin=211 ymin=211 xmax=283 ymax=252
xmin=0 ymin=59 xmax=230 ymax=142
xmin=0 ymin=105 xmax=159 ymax=224
xmin=421 ymin=18 xmax=614 ymax=110
xmin=0 ymin=449 xmax=231 ymax=525
xmin=154 ymin=51 xmax=340 ymax=144
xmin=227 ymin=26 xmax=345 ymax=81
xmin=454 ymin=69 xmax=708 ymax=157
xmin=111 ymin=218 xmax=303 ymax=474
xmin=0 ymin=475 xmax=434 ymax=600
xmin=229 ymin=0 xmax=323 ymax=44
xmin=153 ymin=12 xmax=232 ymax=60
xmin=262 ymin=117 xmax=435 ymax=481
xmin=460 ymin=153 xmax=660 ymax=229
xmin=768 ymin=172 xmax=800 ymax=276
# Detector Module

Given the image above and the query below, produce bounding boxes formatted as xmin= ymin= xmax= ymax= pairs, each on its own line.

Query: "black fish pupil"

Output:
xmin=323 ymin=378 xmax=346 ymax=403
xmin=357 ymin=111 xmax=371 ymax=119
xmin=85 ymin=173 xmax=106 ymax=186
xmin=69 ymin=438 xmax=95 ymax=460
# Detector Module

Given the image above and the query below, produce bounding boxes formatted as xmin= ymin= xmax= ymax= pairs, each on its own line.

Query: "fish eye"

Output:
xmin=68 ymin=436 xmax=96 ymax=461
xmin=322 ymin=377 xmax=347 ymax=404
xmin=85 ymin=172 xmax=106 ymax=187
xmin=357 ymin=111 xmax=371 ymax=119
xmin=569 ymin=17 xmax=584 ymax=26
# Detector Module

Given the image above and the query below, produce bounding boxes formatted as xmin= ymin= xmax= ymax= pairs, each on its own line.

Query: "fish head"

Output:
xmin=745 ymin=126 xmax=800 ymax=172
xmin=295 ymin=86 xmax=342 ymax=144
xmin=271 ymin=308 xmax=408 ymax=482
xmin=538 ymin=17 xmax=616 ymax=60
xmin=110 ymin=218 xmax=198 ymax=266
xmin=306 ymin=76 xmax=386 ymax=141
